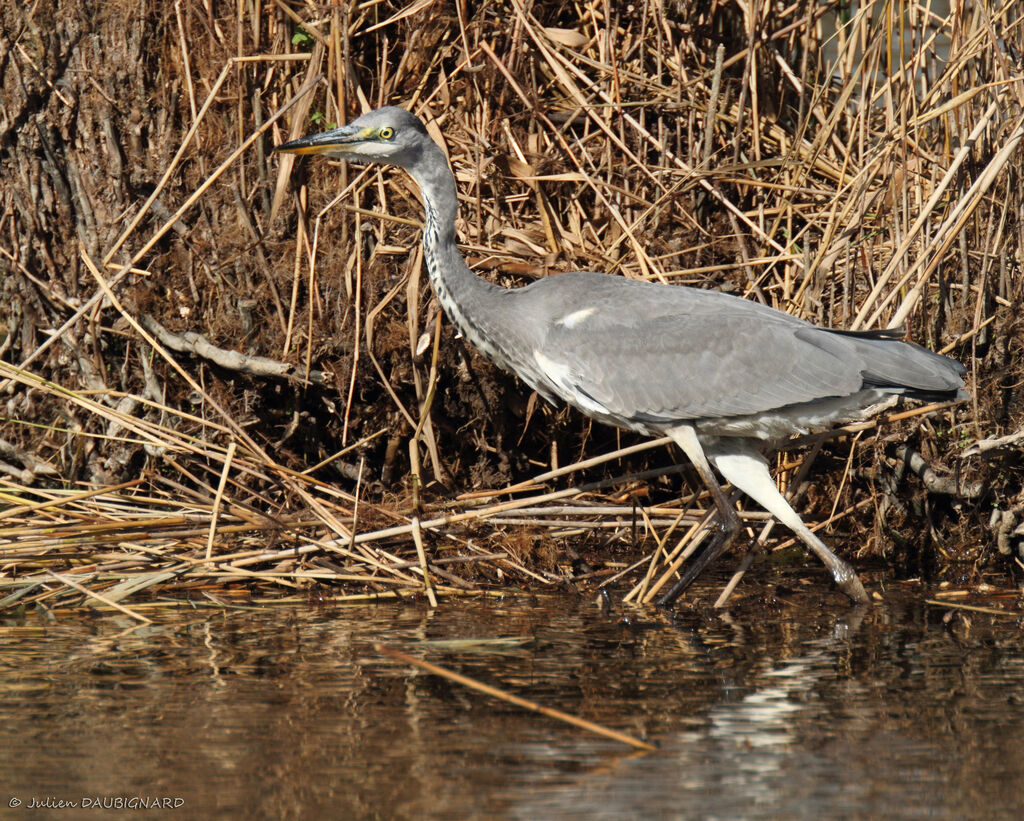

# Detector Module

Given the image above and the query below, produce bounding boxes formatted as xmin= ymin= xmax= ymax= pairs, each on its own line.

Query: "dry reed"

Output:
xmin=1 ymin=0 xmax=1021 ymax=615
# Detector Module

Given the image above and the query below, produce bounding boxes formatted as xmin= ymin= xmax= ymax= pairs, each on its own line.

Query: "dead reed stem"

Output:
xmin=1 ymin=0 xmax=1019 ymax=613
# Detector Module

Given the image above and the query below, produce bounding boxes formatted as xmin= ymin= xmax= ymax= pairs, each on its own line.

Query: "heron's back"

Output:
xmin=501 ymin=273 xmax=966 ymax=438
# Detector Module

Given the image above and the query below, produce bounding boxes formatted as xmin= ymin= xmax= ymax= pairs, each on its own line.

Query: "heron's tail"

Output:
xmin=803 ymin=327 xmax=968 ymax=401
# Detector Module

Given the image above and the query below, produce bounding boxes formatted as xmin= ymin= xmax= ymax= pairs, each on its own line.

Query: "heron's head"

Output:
xmin=274 ymin=106 xmax=430 ymax=170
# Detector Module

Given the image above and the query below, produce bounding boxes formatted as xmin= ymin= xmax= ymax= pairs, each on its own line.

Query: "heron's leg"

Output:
xmin=657 ymin=426 xmax=742 ymax=607
xmin=712 ymin=450 xmax=870 ymax=605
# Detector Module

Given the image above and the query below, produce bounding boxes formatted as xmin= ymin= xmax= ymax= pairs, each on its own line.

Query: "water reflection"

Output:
xmin=1 ymin=586 xmax=1022 ymax=819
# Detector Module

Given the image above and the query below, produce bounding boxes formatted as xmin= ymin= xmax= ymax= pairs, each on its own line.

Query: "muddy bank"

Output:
xmin=0 ymin=1 xmax=1021 ymax=610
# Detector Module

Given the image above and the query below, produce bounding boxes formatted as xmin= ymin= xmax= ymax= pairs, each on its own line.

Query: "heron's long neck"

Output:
xmin=407 ymin=148 xmax=512 ymax=365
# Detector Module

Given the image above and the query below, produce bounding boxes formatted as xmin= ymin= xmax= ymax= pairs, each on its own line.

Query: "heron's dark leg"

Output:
xmin=712 ymin=449 xmax=870 ymax=605
xmin=658 ymin=426 xmax=742 ymax=607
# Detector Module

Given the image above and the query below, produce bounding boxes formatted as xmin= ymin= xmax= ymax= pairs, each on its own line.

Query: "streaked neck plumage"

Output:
xmin=405 ymin=142 xmax=519 ymax=370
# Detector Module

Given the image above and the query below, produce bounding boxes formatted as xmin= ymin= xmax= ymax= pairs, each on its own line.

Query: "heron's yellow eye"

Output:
xmin=379 ymin=127 xmax=395 ymax=140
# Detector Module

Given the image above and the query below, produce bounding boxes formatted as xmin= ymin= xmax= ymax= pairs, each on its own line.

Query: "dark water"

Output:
xmin=2 ymin=583 xmax=1023 ymax=820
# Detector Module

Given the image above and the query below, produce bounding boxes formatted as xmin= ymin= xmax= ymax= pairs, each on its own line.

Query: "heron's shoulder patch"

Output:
xmin=555 ymin=307 xmax=598 ymax=329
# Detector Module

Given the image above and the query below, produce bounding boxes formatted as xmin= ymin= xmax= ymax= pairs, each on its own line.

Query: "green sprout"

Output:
xmin=309 ymin=111 xmax=336 ymax=129
xmin=292 ymin=26 xmax=314 ymax=49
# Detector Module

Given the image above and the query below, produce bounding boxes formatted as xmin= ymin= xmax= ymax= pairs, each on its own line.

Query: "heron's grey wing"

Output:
xmin=530 ymin=301 xmax=865 ymax=423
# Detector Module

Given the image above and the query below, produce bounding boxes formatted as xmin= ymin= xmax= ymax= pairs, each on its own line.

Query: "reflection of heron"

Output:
xmin=277 ymin=106 xmax=967 ymax=606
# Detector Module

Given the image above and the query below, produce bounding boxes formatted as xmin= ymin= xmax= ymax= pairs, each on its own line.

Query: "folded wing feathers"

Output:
xmin=535 ymin=308 xmax=963 ymax=424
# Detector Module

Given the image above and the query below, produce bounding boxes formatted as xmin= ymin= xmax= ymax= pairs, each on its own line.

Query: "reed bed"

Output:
xmin=1 ymin=0 xmax=1022 ymax=615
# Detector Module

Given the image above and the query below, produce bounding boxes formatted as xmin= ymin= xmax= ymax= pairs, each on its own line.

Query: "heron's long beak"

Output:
xmin=274 ymin=125 xmax=365 ymax=155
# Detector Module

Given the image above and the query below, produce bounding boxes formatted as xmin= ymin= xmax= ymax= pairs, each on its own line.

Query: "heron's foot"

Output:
xmin=656 ymin=521 xmax=737 ymax=608
xmin=831 ymin=559 xmax=870 ymax=605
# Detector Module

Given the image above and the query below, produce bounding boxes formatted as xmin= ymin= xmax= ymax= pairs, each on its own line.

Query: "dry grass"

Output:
xmin=1 ymin=0 xmax=1022 ymax=616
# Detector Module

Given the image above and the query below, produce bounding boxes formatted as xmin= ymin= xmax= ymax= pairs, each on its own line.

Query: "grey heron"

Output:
xmin=276 ymin=106 xmax=968 ymax=606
